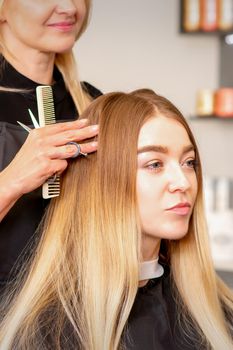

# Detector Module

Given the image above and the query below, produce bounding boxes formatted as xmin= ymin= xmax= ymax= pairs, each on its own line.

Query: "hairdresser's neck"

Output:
xmin=2 ymin=47 xmax=55 ymax=85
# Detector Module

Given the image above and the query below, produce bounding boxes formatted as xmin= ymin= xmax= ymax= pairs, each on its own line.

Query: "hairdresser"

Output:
xmin=0 ymin=0 xmax=100 ymax=290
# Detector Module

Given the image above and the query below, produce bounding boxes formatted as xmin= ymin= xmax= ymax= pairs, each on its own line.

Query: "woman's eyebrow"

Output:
xmin=137 ymin=145 xmax=168 ymax=154
xmin=137 ymin=144 xmax=194 ymax=154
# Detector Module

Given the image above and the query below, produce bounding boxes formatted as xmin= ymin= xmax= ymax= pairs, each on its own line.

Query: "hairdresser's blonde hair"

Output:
xmin=0 ymin=0 xmax=92 ymax=112
xmin=0 ymin=90 xmax=232 ymax=350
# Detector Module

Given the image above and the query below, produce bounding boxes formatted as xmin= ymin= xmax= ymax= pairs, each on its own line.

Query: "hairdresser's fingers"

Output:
xmin=77 ymin=141 xmax=98 ymax=155
xmin=5 ymin=120 xmax=97 ymax=197
xmin=41 ymin=159 xmax=68 ymax=180
xmin=4 ymin=150 xmax=68 ymax=197
xmin=38 ymin=118 xmax=90 ymax=136
xmin=45 ymin=159 xmax=68 ymax=176
xmin=47 ymin=124 xmax=99 ymax=147
xmin=47 ymin=141 xmax=98 ymax=159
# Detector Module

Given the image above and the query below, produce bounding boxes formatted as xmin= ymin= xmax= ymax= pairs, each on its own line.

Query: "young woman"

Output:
xmin=0 ymin=89 xmax=232 ymax=349
xmin=0 ymin=0 xmax=100 ymax=290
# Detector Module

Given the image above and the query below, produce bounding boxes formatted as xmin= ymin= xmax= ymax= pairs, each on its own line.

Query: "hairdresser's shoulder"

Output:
xmin=82 ymin=81 xmax=103 ymax=99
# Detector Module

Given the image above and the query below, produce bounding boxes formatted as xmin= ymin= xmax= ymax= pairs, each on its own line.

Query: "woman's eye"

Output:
xmin=183 ymin=158 xmax=198 ymax=169
xmin=147 ymin=161 xmax=163 ymax=171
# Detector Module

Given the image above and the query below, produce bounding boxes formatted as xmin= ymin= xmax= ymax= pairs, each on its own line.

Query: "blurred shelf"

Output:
xmin=179 ymin=0 xmax=233 ymax=36
xmin=189 ymin=115 xmax=233 ymax=120
xmin=180 ymin=29 xmax=233 ymax=36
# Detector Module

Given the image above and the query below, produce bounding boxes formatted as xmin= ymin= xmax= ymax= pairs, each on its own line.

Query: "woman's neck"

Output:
xmin=141 ymin=235 xmax=161 ymax=261
xmin=2 ymin=48 xmax=55 ymax=85
xmin=139 ymin=237 xmax=162 ymax=287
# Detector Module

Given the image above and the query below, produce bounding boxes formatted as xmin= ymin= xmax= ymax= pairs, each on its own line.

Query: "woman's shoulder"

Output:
xmin=81 ymin=81 xmax=103 ymax=99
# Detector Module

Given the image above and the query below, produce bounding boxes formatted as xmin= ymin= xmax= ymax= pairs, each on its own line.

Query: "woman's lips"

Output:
xmin=166 ymin=202 xmax=191 ymax=216
xmin=48 ymin=21 xmax=76 ymax=32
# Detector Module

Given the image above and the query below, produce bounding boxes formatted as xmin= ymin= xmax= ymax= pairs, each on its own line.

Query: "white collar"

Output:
xmin=139 ymin=257 xmax=164 ymax=281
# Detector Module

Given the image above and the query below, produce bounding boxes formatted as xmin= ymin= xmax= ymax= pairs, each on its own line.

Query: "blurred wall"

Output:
xmin=75 ymin=0 xmax=219 ymax=117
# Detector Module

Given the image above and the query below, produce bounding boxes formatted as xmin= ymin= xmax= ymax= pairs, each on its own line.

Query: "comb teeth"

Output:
xmin=42 ymin=175 xmax=60 ymax=199
xmin=36 ymin=86 xmax=56 ymax=126
xmin=36 ymin=86 xmax=60 ymax=199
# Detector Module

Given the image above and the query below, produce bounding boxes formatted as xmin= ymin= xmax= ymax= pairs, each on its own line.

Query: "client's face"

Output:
xmin=136 ymin=115 xmax=198 ymax=260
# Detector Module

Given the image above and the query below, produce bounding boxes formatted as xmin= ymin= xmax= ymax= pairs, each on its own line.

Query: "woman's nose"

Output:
xmin=167 ymin=165 xmax=191 ymax=193
xmin=55 ymin=0 xmax=77 ymax=15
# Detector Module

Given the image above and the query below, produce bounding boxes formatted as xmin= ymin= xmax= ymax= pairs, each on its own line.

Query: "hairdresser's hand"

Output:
xmin=0 ymin=119 xmax=98 ymax=200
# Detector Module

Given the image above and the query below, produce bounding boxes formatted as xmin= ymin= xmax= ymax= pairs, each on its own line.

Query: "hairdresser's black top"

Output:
xmin=0 ymin=56 xmax=102 ymax=285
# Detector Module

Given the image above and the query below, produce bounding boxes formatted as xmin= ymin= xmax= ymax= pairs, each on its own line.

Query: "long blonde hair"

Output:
xmin=0 ymin=90 xmax=232 ymax=350
xmin=0 ymin=0 xmax=92 ymax=113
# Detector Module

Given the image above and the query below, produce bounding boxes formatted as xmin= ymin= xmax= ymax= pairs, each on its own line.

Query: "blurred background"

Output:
xmin=75 ymin=0 xmax=233 ymax=287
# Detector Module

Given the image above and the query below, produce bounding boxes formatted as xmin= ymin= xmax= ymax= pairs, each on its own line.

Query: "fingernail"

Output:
xmin=91 ymin=125 xmax=99 ymax=131
xmin=91 ymin=141 xmax=98 ymax=147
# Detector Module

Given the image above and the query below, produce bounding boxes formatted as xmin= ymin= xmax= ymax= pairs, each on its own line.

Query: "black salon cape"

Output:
xmin=40 ymin=266 xmax=205 ymax=350
xmin=123 ymin=266 xmax=204 ymax=350
xmin=0 ymin=56 xmax=102 ymax=286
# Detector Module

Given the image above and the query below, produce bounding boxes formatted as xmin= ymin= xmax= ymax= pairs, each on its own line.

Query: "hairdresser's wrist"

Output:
xmin=0 ymin=169 xmax=23 ymax=214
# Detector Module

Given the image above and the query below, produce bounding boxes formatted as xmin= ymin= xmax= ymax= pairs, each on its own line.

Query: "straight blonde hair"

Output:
xmin=0 ymin=0 xmax=92 ymax=113
xmin=0 ymin=90 xmax=232 ymax=349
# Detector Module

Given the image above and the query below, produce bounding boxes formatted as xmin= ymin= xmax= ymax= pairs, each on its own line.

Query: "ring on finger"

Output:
xmin=67 ymin=141 xmax=87 ymax=158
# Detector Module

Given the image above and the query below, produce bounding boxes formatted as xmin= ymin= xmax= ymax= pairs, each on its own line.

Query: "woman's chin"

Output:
xmin=45 ymin=38 xmax=76 ymax=54
xmin=159 ymin=222 xmax=190 ymax=240
xmin=166 ymin=230 xmax=189 ymax=241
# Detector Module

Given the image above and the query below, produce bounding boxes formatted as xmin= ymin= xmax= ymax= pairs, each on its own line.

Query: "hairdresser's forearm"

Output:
xmin=0 ymin=201 xmax=16 ymax=222
xmin=0 ymin=171 xmax=21 ymax=222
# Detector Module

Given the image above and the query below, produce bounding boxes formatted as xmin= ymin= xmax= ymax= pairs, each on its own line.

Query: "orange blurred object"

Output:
xmin=215 ymin=88 xmax=233 ymax=117
xmin=200 ymin=0 xmax=218 ymax=31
